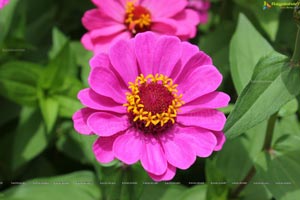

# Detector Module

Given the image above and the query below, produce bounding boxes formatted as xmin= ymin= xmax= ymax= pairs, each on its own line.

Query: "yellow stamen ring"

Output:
xmin=123 ymin=74 xmax=184 ymax=128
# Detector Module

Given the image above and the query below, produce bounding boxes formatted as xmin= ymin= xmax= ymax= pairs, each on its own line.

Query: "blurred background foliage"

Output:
xmin=0 ymin=0 xmax=300 ymax=199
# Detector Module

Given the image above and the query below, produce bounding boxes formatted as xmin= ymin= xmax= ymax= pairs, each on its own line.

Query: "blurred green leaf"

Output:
xmin=199 ymin=21 xmax=234 ymax=91
xmin=205 ymin=159 xmax=229 ymax=200
xmin=48 ymin=27 xmax=69 ymax=59
xmin=71 ymin=41 xmax=92 ymax=87
xmin=218 ymin=104 xmax=234 ymax=114
xmin=230 ymin=14 xmax=273 ymax=94
xmin=278 ymin=99 xmax=299 ymax=117
xmin=0 ymin=0 xmax=20 ymax=44
xmin=11 ymin=107 xmax=48 ymax=171
xmin=0 ymin=61 xmax=42 ymax=106
xmin=56 ymin=122 xmax=96 ymax=164
xmin=0 ymin=97 xmax=20 ymax=127
xmin=37 ymin=91 xmax=59 ymax=133
xmin=255 ymin=150 xmax=300 ymax=200
xmin=140 ymin=183 xmax=186 ymax=200
xmin=100 ymin=164 xmax=149 ymax=200
xmin=39 ymin=42 xmax=76 ymax=90
xmin=273 ymin=115 xmax=300 ymax=152
xmin=233 ymin=0 xmax=281 ymax=40
xmin=178 ymin=185 xmax=207 ymax=200
xmin=54 ymin=95 xmax=82 ymax=118
xmin=225 ymin=53 xmax=300 ymax=138
xmin=0 ymin=171 xmax=102 ymax=200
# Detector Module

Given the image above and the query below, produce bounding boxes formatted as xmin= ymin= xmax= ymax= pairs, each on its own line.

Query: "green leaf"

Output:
xmin=0 ymin=171 xmax=102 ymax=200
xmin=278 ymin=99 xmax=299 ymax=117
xmin=230 ymin=14 xmax=273 ymax=94
xmin=218 ymin=104 xmax=234 ymax=114
xmin=11 ymin=107 xmax=48 ymax=171
xmin=0 ymin=61 xmax=42 ymax=106
xmin=233 ymin=1 xmax=281 ymax=40
xmin=54 ymin=95 xmax=82 ymax=118
xmin=39 ymin=43 xmax=76 ymax=90
xmin=38 ymin=90 xmax=59 ymax=133
xmin=48 ymin=27 xmax=69 ymax=59
xmin=178 ymin=185 xmax=207 ymax=200
xmin=56 ymin=122 xmax=96 ymax=164
xmin=140 ymin=183 xmax=187 ymax=200
xmin=0 ymin=97 xmax=20 ymax=127
xmin=205 ymin=159 xmax=229 ymax=200
xmin=225 ymin=53 xmax=300 ymax=138
xmin=71 ymin=41 xmax=93 ymax=87
xmin=100 ymin=164 xmax=149 ymax=200
xmin=255 ymin=150 xmax=300 ymax=200
xmin=273 ymin=115 xmax=300 ymax=152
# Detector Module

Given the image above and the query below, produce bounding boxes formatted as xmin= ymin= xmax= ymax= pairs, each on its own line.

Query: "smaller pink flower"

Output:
xmin=187 ymin=0 xmax=210 ymax=24
xmin=73 ymin=32 xmax=229 ymax=181
xmin=0 ymin=0 xmax=9 ymax=9
xmin=81 ymin=0 xmax=205 ymax=54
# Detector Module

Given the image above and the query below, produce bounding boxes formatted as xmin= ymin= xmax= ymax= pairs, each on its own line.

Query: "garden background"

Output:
xmin=0 ymin=0 xmax=300 ymax=199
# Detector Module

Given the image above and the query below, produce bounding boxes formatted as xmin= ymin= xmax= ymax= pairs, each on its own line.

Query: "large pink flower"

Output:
xmin=81 ymin=0 xmax=206 ymax=53
xmin=73 ymin=32 xmax=230 ymax=181
xmin=0 ymin=0 xmax=9 ymax=9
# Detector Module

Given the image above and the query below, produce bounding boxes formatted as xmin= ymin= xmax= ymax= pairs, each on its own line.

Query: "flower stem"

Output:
xmin=291 ymin=27 xmax=300 ymax=67
xmin=230 ymin=166 xmax=256 ymax=198
xmin=230 ymin=113 xmax=277 ymax=198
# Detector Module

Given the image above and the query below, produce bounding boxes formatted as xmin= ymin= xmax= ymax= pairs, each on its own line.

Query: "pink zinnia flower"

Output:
xmin=81 ymin=0 xmax=205 ymax=53
xmin=187 ymin=0 xmax=210 ymax=24
xmin=0 ymin=0 xmax=9 ymax=9
xmin=73 ymin=32 xmax=230 ymax=181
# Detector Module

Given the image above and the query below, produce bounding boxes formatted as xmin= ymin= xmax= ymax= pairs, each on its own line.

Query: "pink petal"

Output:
xmin=162 ymin=131 xmax=196 ymax=170
xmin=109 ymin=39 xmax=139 ymax=85
xmin=180 ymin=92 xmax=230 ymax=113
xmin=78 ymin=88 xmax=126 ymax=113
xmin=91 ymin=0 xmax=124 ymax=22
xmin=89 ymin=24 xmax=126 ymax=38
xmin=151 ymin=18 xmax=177 ymax=35
xmin=87 ymin=112 xmax=129 ymax=136
xmin=134 ymin=32 xmax=158 ymax=75
xmin=169 ymin=41 xmax=200 ymax=80
xmin=172 ymin=9 xmax=201 ymax=39
xmin=174 ymin=51 xmax=212 ymax=83
xmin=113 ymin=128 xmax=143 ymax=164
xmin=176 ymin=126 xmax=217 ymax=157
xmin=142 ymin=0 xmax=187 ymax=18
xmin=177 ymin=109 xmax=226 ymax=131
xmin=89 ymin=53 xmax=110 ymax=69
xmin=81 ymin=33 xmax=94 ymax=51
xmin=93 ymin=134 xmax=120 ymax=163
xmin=152 ymin=35 xmax=182 ymax=77
xmin=199 ymin=11 xmax=209 ymax=24
xmin=82 ymin=9 xmax=120 ymax=30
xmin=148 ymin=163 xmax=176 ymax=181
xmin=213 ymin=131 xmax=226 ymax=151
xmin=92 ymin=31 xmax=132 ymax=54
xmin=72 ymin=108 xmax=94 ymax=135
xmin=140 ymin=136 xmax=167 ymax=175
xmin=177 ymin=65 xmax=222 ymax=103
xmin=88 ymin=67 xmax=127 ymax=104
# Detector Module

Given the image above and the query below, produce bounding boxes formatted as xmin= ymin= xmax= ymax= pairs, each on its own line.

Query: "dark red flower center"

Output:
xmin=123 ymin=74 xmax=184 ymax=135
xmin=139 ymin=82 xmax=174 ymax=114
xmin=125 ymin=2 xmax=152 ymax=35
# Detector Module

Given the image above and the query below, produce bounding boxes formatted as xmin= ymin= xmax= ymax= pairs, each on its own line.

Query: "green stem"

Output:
xmin=262 ymin=113 xmax=277 ymax=151
xmin=230 ymin=113 xmax=277 ymax=198
xmin=291 ymin=27 xmax=300 ymax=67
